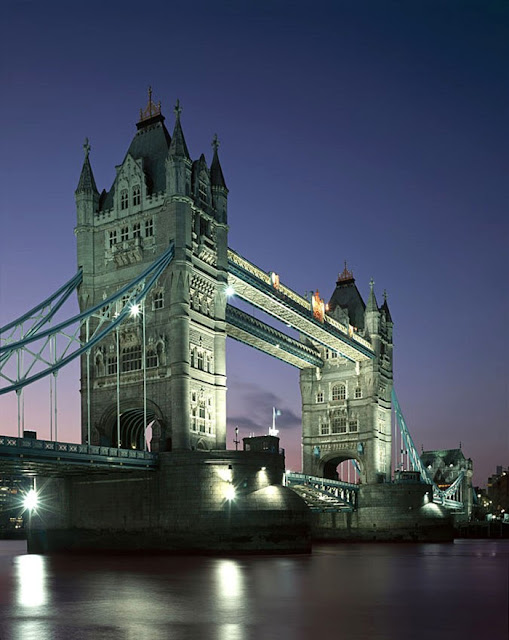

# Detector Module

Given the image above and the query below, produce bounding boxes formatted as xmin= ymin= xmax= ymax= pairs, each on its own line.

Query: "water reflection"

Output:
xmin=16 ymin=554 xmax=47 ymax=607
xmin=215 ymin=559 xmax=244 ymax=604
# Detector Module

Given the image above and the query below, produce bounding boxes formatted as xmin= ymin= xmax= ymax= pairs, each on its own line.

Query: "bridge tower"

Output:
xmin=300 ymin=265 xmax=393 ymax=484
xmin=75 ymin=91 xmax=229 ymax=452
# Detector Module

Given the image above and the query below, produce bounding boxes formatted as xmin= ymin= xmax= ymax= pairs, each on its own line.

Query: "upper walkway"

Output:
xmin=227 ymin=249 xmax=374 ymax=363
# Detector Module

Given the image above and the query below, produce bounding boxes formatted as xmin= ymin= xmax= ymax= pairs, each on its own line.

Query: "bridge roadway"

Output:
xmin=227 ymin=248 xmax=374 ymax=363
xmin=0 ymin=434 xmax=157 ymax=476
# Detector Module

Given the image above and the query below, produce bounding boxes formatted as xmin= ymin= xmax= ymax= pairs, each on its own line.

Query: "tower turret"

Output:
xmin=364 ymin=278 xmax=381 ymax=352
xmin=210 ymin=134 xmax=228 ymax=224
xmin=166 ymin=99 xmax=192 ymax=197
xmin=75 ymin=138 xmax=99 ymax=278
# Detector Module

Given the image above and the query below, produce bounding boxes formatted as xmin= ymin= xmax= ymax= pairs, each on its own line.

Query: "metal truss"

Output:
xmin=227 ymin=249 xmax=374 ymax=362
xmin=226 ymin=304 xmax=323 ymax=369
xmin=392 ymin=389 xmax=465 ymax=509
xmin=286 ymin=472 xmax=358 ymax=511
xmin=0 ymin=244 xmax=175 ymax=395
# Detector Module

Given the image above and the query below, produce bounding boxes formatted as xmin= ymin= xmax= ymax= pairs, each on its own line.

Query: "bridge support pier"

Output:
xmin=27 ymin=450 xmax=311 ymax=554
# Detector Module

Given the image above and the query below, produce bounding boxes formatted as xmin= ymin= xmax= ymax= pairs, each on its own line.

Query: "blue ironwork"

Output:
xmin=0 ymin=434 xmax=158 ymax=474
xmin=0 ymin=244 xmax=174 ymax=394
xmin=286 ymin=471 xmax=358 ymax=511
xmin=392 ymin=388 xmax=465 ymax=509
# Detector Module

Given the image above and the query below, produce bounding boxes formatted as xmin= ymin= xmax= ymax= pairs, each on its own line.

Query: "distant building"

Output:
xmin=0 ymin=477 xmax=29 ymax=535
xmin=420 ymin=449 xmax=474 ymax=520
xmin=487 ymin=466 xmax=509 ymax=517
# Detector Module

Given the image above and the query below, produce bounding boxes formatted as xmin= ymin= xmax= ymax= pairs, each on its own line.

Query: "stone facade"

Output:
xmin=300 ymin=267 xmax=394 ymax=484
xmin=75 ymin=94 xmax=229 ymax=453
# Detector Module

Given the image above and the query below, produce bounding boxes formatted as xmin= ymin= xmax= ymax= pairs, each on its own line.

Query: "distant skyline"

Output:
xmin=1 ymin=1 xmax=508 ymax=485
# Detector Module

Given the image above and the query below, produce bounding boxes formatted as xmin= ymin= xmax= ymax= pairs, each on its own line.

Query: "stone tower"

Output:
xmin=75 ymin=91 xmax=229 ymax=452
xmin=300 ymin=264 xmax=393 ymax=484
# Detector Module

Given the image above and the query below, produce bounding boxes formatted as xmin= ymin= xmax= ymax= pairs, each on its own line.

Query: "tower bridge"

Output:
xmin=0 ymin=91 xmax=472 ymax=551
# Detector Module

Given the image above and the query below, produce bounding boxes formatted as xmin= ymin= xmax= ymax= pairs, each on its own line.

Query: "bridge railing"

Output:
xmin=0 ymin=435 xmax=157 ymax=461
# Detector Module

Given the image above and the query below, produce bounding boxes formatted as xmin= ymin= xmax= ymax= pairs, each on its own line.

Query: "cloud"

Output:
xmin=227 ymin=379 xmax=301 ymax=435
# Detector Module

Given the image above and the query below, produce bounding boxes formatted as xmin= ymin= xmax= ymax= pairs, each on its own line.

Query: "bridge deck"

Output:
xmin=0 ymin=435 xmax=158 ymax=476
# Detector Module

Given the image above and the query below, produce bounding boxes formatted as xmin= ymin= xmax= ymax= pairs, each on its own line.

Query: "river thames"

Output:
xmin=0 ymin=539 xmax=507 ymax=640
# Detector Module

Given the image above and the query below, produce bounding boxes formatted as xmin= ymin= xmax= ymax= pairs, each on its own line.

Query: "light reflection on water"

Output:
xmin=0 ymin=540 xmax=507 ymax=640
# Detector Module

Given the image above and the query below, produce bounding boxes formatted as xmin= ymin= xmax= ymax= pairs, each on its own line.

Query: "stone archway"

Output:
xmin=98 ymin=400 xmax=165 ymax=451
xmin=320 ymin=451 xmax=364 ymax=484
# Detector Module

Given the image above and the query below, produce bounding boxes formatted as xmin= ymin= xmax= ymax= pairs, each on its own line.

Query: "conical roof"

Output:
xmin=75 ymin=139 xmax=98 ymax=194
xmin=210 ymin=134 xmax=227 ymax=189
xmin=381 ymin=290 xmax=393 ymax=323
xmin=366 ymin=279 xmax=378 ymax=312
xmin=328 ymin=263 xmax=366 ymax=330
xmin=168 ymin=99 xmax=190 ymax=159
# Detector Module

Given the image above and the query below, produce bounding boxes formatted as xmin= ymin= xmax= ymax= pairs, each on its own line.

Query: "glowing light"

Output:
xmin=130 ymin=303 xmax=141 ymax=317
xmin=224 ymin=484 xmax=236 ymax=501
xmin=260 ymin=467 xmax=266 ymax=471
xmin=225 ymin=285 xmax=235 ymax=297
xmin=23 ymin=489 xmax=38 ymax=511
xmin=217 ymin=467 xmax=233 ymax=482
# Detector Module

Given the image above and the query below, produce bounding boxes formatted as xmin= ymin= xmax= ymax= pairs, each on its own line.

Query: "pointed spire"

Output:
xmin=138 ymin=86 xmax=162 ymax=122
xmin=76 ymin=138 xmax=98 ymax=194
xmin=366 ymin=278 xmax=378 ymax=312
xmin=337 ymin=261 xmax=354 ymax=283
xmin=168 ymin=98 xmax=190 ymax=159
xmin=381 ymin=288 xmax=393 ymax=322
xmin=210 ymin=133 xmax=227 ymax=189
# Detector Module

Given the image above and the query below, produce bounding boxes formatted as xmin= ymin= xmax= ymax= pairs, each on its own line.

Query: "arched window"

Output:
xmin=120 ymin=226 xmax=128 ymax=242
xmin=120 ymin=190 xmax=128 ymax=210
xmin=332 ymin=384 xmax=346 ymax=401
xmin=132 ymin=185 xmax=141 ymax=206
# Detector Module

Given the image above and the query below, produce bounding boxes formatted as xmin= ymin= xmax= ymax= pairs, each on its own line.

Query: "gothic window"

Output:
xmin=146 ymin=350 xmax=158 ymax=368
xmin=316 ymin=391 xmax=324 ymax=403
xmin=133 ymin=222 xmax=141 ymax=238
xmin=191 ymin=407 xmax=197 ymax=431
xmin=107 ymin=355 xmax=117 ymax=375
xmin=121 ymin=226 xmax=129 ymax=242
xmin=331 ymin=351 xmax=338 ymax=359
xmin=206 ymin=354 xmax=212 ymax=373
xmin=190 ymin=348 xmax=196 ymax=368
xmin=145 ymin=218 xmax=154 ymax=237
xmin=355 ymin=387 xmax=362 ymax=399
xmin=109 ymin=230 xmax=117 ymax=247
xmin=349 ymin=418 xmax=358 ymax=432
xmin=325 ymin=349 xmax=330 ymax=360
xmin=153 ymin=291 xmax=164 ymax=310
xmin=198 ymin=181 xmax=208 ymax=204
xmin=332 ymin=412 xmax=347 ymax=434
xmin=132 ymin=185 xmax=141 ymax=206
xmin=199 ymin=217 xmax=209 ymax=237
xmin=198 ymin=403 xmax=206 ymax=433
xmin=197 ymin=351 xmax=204 ymax=371
xmin=332 ymin=384 xmax=346 ymax=401
xmin=191 ymin=392 xmax=197 ymax=403
xmin=320 ymin=422 xmax=329 ymax=435
xmin=120 ymin=190 xmax=128 ymax=210
xmin=122 ymin=345 xmax=142 ymax=372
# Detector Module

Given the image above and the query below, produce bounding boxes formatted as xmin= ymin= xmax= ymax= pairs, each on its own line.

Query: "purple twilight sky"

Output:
xmin=1 ymin=1 xmax=508 ymax=485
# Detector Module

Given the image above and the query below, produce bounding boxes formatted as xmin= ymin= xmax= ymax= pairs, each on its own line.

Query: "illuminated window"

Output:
xmin=120 ymin=190 xmax=128 ymax=210
xmin=121 ymin=226 xmax=129 ymax=242
xmin=332 ymin=412 xmax=347 ymax=434
xmin=133 ymin=222 xmax=141 ymax=238
xmin=332 ymin=384 xmax=346 ymax=401
xmin=145 ymin=218 xmax=154 ymax=237
xmin=153 ymin=291 xmax=164 ymax=310
xmin=107 ymin=355 xmax=117 ymax=375
xmin=316 ymin=391 xmax=324 ymax=403
xmin=122 ymin=345 xmax=142 ymax=372
xmin=355 ymin=387 xmax=362 ymax=399
xmin=132 ymin=185 xmax=141 ymax=206
xmin=109 ymin=230 xmax=117 ymax=247
xmin=349 ymin=418 xmax=358 ymax=432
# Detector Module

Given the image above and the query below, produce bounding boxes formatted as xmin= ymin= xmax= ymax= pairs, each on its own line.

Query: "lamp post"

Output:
xmin=234 ymin=426 xmax=239 ymax=451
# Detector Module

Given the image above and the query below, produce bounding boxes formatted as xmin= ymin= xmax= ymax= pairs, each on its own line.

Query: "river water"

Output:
xmin=0 ymin=539 xmax=507 ymax=640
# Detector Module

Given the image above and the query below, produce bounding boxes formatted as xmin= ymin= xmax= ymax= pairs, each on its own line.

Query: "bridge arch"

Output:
xmin=97 ymin=400 xmax=166 ymax=451
xmin=319 ymin=450 xmax=364 ymax=484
